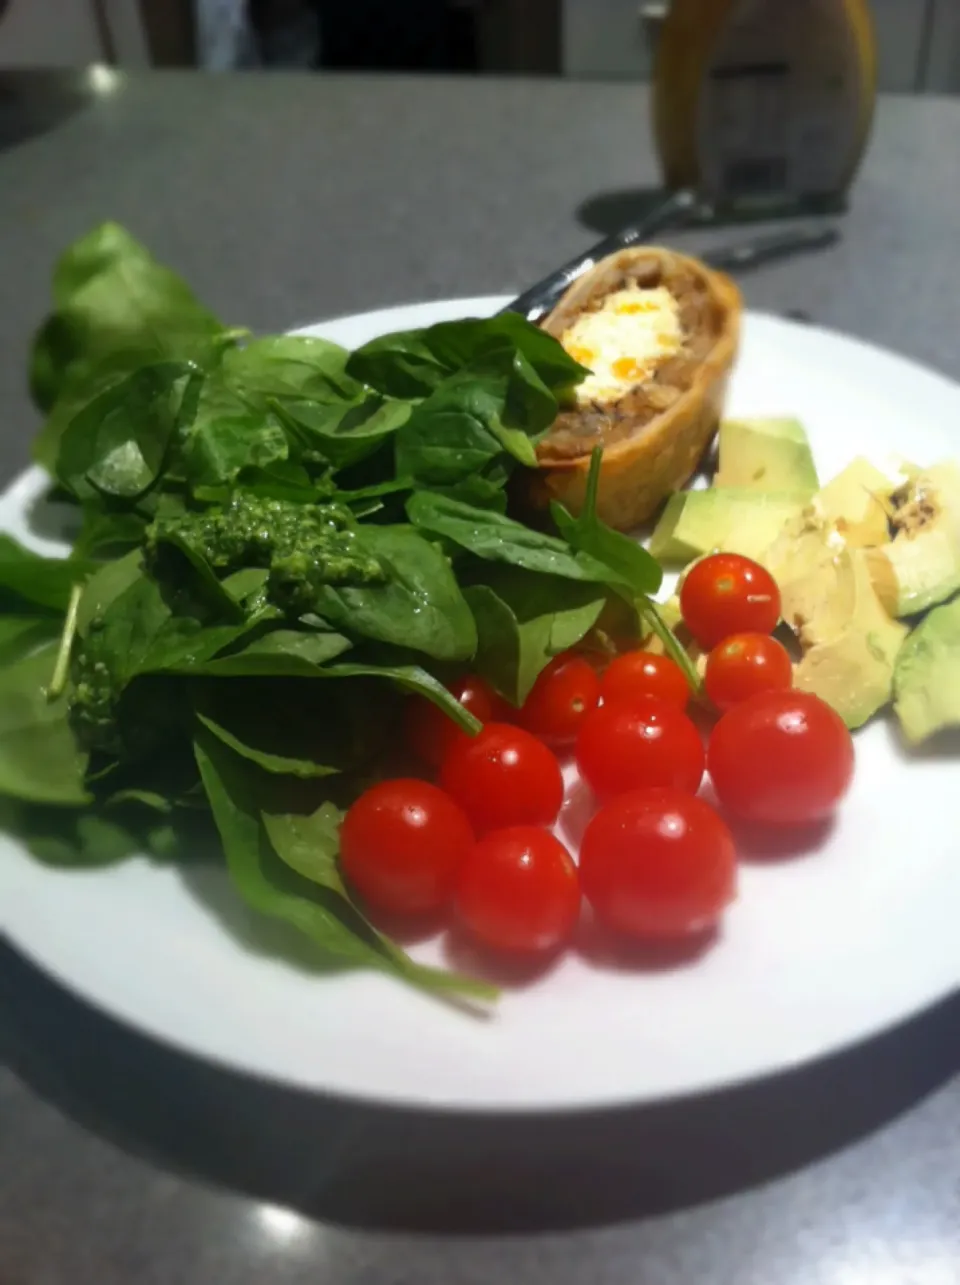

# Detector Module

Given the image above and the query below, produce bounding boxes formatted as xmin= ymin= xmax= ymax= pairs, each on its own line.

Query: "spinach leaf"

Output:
xmin=465 ymin=569 xmax=607 ymax=705
xmin=181 ymin=374 xmax=289 ymax=490
xmin=192 ymin=635 xmax=478 ymax=735
xmin=35 ymin=351 xmax=185 ymax=476
xmin=195 ymin=729 xmax=494 ymax=999
xmin=320 ymin=659 xmax=482 ymax=733
xmin=223 ymin=335 xmax=359 ymax=402
xmin=0 ymin=615 xmax=60 ymax=665
xmin=234 ymin=459 xmax=321 ymax=503
xmin=193 ymin=670 xmax=392 ymax=780
xmin=348 ymin=315 xmax=587 ymax=402
xmin=260 ymin=798 xmax=493 ymax=998
xmin=57 ymin=361 xmax=200 ymax=501
xmin=310 ymin=525 xmax=477 ymax=662
xmin=8 ymin=800 xmax=185 ymax=867
xmin=407 ymin=492 xmax=614 ymax=584
xmin=0 ymin=644 xmax=90 ymax=806
xmin=73 ymin=505 xmax=148 ymax=559
xmin=76 ymin=549 xmax=145 ymax=635
xmin=148 ymin=533 xmax=248 ymax=624
xmin=260 ymin=802 xmax=344 ymax=887
xmin=395 ymin=345 xmax=558 ymax=487
xmin=422 ymin=314 xmax=589 ymax=395
xmin=31 ymin=222 xmax=230 ymax=414
xmin=0 ymin=535 xmax=93 ymax=614
xmin=346 ymin=329 xmax=447 ymax=400
xmin=16 ymin=808 xmax=144 ymax=867
xmin=196 ymin=710 xmax=341 ymax=779
xmin=274 ymin=394 xmax=411 ymax=471
xmin=189 ymin=628 xmax=353 ymax=677
xmin=550 ymin=450 xmax=663 ymax=598
xmin=73 ymin=569 xmax=259 ymax=758
xmin=138 ymin=617 xmax=264 ymax=675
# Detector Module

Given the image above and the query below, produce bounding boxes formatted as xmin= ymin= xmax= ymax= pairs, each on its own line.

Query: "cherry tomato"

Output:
xmin=579 ymin=787 xmax=736 ymax=939
xmin=708 ymin=689 xmax=855 ymax=825
xmin=576 ymin=696 xmax=705 ymax=802
xmin=520 ymin=653 xmax=601 ymax=745
xmin=440 ymin=722 xmax=564 ymax=833
xmin=340 ymin=779 xmax=474 ymax=915
xmin=601 ymin=650 xmax=690 ymax=710
xmin=705 ymin=632 xmax=793 ymax=711
xmin=455 ymin=826 xmax=581 ymax=955
xmin=680 ymin=553 xmax=781 ymax=649
xmin=404 ymin=674 xmax=505 ymax=770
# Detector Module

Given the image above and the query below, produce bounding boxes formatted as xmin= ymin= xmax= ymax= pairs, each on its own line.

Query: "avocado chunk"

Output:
xmin=894 ymin=594 xmax=960 ymax=743
xmin=793 ymin=550 xmax=908 ymax=728
xmin=649 ymin=488 xmax=809 ymax=563
xmin=866 ymin=461 xmax=960 ymax=616
xmin=715 ymin=417 xmax=819 ymax=492
xmin=765 ymin=510 xmax=853 ymax=647
xmin=813 ymin=456 xmax=901 ymax=549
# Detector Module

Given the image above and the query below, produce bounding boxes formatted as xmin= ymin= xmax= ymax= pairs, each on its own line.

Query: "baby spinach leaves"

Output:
xmin=8 ymin=223 xmax=672 ymax=1000
xmin=196 ymin=729 xmax=496 ymax=999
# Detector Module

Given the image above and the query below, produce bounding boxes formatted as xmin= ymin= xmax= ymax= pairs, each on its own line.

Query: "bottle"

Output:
xmin=652 ymin=0 xmax=877 ymax=210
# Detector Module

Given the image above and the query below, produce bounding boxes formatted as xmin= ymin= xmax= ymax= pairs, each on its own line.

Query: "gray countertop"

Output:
xmin=1 ymin=72 xmax=959 ymax=1285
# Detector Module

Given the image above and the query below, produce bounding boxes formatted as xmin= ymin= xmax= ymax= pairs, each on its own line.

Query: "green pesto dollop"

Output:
xmin=146 ymin=491 xmax=387 ymax=612
xmin=68 ymin=617 xmax=121 ymax=756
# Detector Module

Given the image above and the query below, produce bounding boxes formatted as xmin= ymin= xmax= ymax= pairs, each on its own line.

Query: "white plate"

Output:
xmin=1 ymin=297 xmax=959 ymax=1113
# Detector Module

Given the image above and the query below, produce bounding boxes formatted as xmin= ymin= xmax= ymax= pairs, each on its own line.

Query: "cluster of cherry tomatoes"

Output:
xmin=340 ymin=554 xmax=856 ymax=961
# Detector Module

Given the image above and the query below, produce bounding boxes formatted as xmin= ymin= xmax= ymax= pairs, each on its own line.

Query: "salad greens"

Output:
xmin=3 ymin=222 xmax=674 ymax=999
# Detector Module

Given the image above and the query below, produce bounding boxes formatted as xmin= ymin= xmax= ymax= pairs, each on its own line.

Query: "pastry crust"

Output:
xmin=527 ymin=246 xmax=742 ymax=531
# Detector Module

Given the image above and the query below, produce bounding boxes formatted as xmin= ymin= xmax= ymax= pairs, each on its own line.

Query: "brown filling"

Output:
xmin=890 ymin=481 xmax=937 ymax=538
xmin=536 ymin=255 xmax=725 ymax=463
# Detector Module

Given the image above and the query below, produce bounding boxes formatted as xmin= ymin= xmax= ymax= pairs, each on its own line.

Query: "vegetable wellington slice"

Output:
xmin=528 ymin=247 xmax=741 ymax=531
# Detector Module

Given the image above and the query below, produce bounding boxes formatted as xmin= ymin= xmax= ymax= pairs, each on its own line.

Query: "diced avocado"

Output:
xmin=793 ymin=551 xmax=908 ymax=728
xmin=715 ymin=417 xmax=819 ymax=492
xmin=649 ymin=488 xmax=809 ymax=564
xmin=813 ymin=457 xmax=900 ymax=549
xmin=866 ymin=461 xmax=960 ymax=616
xmin=765 ymin=512 xmax=854 ymax=647
xmin=894 ymin=594 xmax=960 ymax=744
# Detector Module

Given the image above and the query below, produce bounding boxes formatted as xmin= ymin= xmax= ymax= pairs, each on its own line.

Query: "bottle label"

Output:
xmin=696 ymin=0 xmax=865 ymax=200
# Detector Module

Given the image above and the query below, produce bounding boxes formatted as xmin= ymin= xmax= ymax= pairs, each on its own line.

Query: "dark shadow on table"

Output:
xmin=2 ymin=940 xmax=957 ymax=1233
xmin=576 ymin=189 xmax=675 ymax=237
xmin=0 ymin=71 xmax=95 ymax=154
xmin=576 ymin=188 xmax=849 ymax=237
